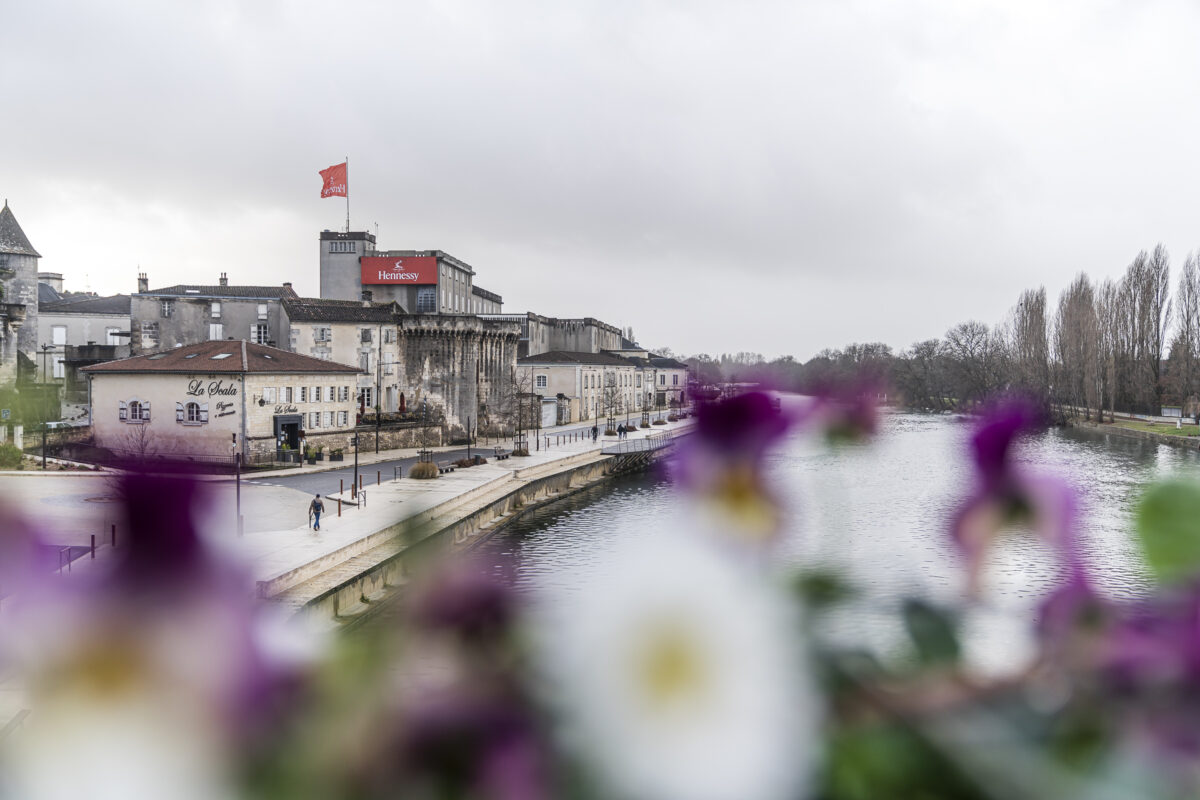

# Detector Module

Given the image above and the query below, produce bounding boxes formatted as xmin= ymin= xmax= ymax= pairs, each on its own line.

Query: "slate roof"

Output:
xmin=0 ymin=203 xmax=41 ymax=257
xmin=649 ymin=356 xmax=689 ymax=370
xmin=82 ymin=340 xmax=362 ymax=375
xmin=38 ymin=283 xmax=61 ymax=304
xmin=283 ymin=297 xmax=399 ymax=323
xmin=518 ymin=350 xmax=636 ymax=367
xmin=140 ymin=285 xmax=300 ymax=299
xmin=41 ymin=294 xmax=131 ymax=315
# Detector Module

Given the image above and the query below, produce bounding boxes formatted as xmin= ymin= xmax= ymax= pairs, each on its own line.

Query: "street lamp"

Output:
xmin=231 ymin=433 xmax=242 ymax=537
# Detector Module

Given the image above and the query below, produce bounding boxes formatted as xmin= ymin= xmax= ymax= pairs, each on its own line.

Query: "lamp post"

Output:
xmin=353 ymin=391 xmax=362 ymax=496
xmin=231 ymin=433 xmax=242 ymax=536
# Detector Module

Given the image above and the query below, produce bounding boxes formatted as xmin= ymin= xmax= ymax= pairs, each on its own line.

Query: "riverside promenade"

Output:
xmin=3 ymin=419 xmax=692 ymax=620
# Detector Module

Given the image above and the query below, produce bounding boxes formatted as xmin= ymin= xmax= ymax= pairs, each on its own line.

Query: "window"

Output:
xmin=140 ymin=321 xmax=158 ymax=344
xmin=315 ymin=326 xmax=331 ymax=343
xmin=337 ymin=410 xmax=348 ymax=427
xmin=323 ymin=411 xmax=333 ymax=428
xmin=106 ymin=327 xmax=121 ymax=345
xmin=313 ymin=386 xmax=322 ymax=403
xmin=359 ymin=353 xmax=370 ymax=372
xmin=209 ymin=323 xmax=224 ymax=340
xmin=536 ymin=375 xmax=547 ymax=389
xmin=672 ymin=374 xmax=679 ymax=386
xmin=637 ymin=374 xmax=642 ymax=388
xmin=284 ymin=386 xmax=293 ymax=403
xmin=300 ymin=386 xmax=308 ymax=403
xmin=309 ymin=411 xmax=320 ymax=428
xmin=339 ymin=386 xmax=349 ymax=401
xmin=257 ymin=303 xmax=268 ymax=320
xmin=121 ymin=399 xmax=150 ymax=423
xmin=362 ymin=387 xmax=373 ymax=408
xmin=360 ymin=328 xmax=372 ymax=343
xmin=329 ymin=240 xmax=355 ymax=253
xmin=160 ymin=300 xmax=174 ymax=318
xmin=210 ymin=302 xmax=221 ymax=318
xmin=51 ymin=325 xmax=67 ymax=345
xmin=659 ymin=374 xmax=665 ymax=385
xmin=52 ymin=358 xmax=65 ymax=379
xmin=417 ymin=287 xmax=436 ymax=312
xmin=383 ymin=328 xmax=395 ymax=344
xmin=329 ymin=386 xmax=335 ymax=402
xmin=263 ymin=387 xmax=276 ymax=403
xmin=251 ymin=323 xmax=269 ymax=344
xmin=176 ymin=401 xmax=208 ymax=424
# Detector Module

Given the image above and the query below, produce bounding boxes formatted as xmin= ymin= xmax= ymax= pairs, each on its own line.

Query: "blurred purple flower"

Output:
xmin=673 ymin=392 xmax=796 ymax=542
xmin=408 ymin=558 xmax=516 ymax=640
xmin=808 ymin=380 xmax=881 ymax=444
xmin=950 ymin=399 xmax=1080 ymax=591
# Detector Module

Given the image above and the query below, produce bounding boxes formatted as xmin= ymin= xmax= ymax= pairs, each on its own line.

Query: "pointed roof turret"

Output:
xmin=0 ymin=201 xmax=41 ymax=257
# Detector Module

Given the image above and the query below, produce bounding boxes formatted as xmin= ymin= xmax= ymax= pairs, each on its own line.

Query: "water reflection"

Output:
xmin=487 ymin=408 xmax=1200 ymax=673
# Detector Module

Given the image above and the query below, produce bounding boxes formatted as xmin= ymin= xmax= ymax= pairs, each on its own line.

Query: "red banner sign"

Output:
xmin=319 ymin=162 xmax=348 ymax=198
xmin=360 ymin=256 xmax=438 ymax=285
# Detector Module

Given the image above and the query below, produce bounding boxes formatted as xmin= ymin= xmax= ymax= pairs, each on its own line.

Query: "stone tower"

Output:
xmin=0 ymin=202 xmax=40 ymax=383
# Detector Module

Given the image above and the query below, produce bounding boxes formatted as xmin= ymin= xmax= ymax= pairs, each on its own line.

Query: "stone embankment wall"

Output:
xmin=270 ymin=446 xmax=672 ymax=627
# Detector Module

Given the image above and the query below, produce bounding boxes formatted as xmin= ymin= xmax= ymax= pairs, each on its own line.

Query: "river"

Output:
xmin=483 ymin=403 xmax=1200 ymax=674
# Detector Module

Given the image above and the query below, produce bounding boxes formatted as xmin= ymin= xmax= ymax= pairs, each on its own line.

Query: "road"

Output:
xmin=246 ymin=420 xmax=612 ymax=496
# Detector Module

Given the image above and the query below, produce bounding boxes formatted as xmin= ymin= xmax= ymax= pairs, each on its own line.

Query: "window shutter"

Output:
xmin=119 ymin=401 xmax=128 ymax=421
xmin=200 ymin=403 xmax=209 ymax=423
xmin=142 ymin=401 xmax=151 ymax=421
xmin=176 ymin=402 xmax=184 ymax=422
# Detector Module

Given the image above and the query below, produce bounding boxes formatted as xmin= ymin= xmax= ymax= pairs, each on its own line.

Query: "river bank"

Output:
xmin=1071 ymin=418 xmax=1200 ymax=451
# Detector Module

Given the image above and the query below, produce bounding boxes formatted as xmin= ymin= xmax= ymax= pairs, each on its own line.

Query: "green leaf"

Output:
xmin=902 ymin=598 xmax=960 ymax=667
xmin=1134 ymin=480 xmax=1200 ymax=583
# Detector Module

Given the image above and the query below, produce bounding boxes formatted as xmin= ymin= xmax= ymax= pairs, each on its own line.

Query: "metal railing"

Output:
xmin=601 ymin=430 xmax=680 ymax=455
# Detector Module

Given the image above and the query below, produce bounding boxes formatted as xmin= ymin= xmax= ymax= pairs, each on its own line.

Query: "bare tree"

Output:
xmin=602 ymin=372 xmax=622 ymax=431
xmin=1171 ymin=252 xmax=1200 ymax=416
xmin=1010 ymin=287 xmax=1051 ymax=411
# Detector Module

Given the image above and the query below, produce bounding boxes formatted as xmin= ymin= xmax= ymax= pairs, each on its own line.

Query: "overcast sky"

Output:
xmin=6 ymin=0 xmax=1200 ymax=359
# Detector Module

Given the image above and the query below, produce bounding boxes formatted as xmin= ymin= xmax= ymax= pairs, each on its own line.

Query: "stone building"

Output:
xmin=481 ymin=312 xmax=625 ymax=358
xmin=0 ymin=202 xmax=40 ymax=384
xmin=38 ymin=293 xmax=131 ymax=398
xmin=130 ymin=275 xmax=297 ymax=354
xmin=82 ymin=340 xmax=362 ymax=463
xmin=516 ymin=351 xmax=643 ymax=426
xmin=318 ymin=230 xmax=504 ymax=315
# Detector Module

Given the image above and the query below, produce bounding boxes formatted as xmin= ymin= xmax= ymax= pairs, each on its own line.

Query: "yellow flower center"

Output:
xmin=637 ymin=624 xmax=708 ymax=710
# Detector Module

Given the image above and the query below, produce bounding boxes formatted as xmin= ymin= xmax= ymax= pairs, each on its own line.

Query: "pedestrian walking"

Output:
xmin=591 ymin=424 xmax=598 ymax=443
xmin=308 ymin=493 xmax=324 ymax=531
xmin=617 ymin=423 xmax=625 ymax=439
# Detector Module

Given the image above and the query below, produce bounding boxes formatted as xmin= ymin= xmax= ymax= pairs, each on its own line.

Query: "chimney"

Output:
xmin=219 ymin=272 xmax=228 ymax=287
xmin=137 ymin=272 xmax=148 ymax=293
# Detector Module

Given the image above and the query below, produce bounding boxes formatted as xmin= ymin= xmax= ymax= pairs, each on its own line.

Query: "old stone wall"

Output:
xmin=395 ymin=316 xmax=520 ymax=440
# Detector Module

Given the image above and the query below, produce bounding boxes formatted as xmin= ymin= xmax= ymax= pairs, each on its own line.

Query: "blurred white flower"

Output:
xmin=535 ymin=535 xmax=819 ymax=800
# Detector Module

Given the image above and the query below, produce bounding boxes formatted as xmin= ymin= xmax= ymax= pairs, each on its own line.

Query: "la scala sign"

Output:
xmin=360 ymin=256 xmax=437 ymax=285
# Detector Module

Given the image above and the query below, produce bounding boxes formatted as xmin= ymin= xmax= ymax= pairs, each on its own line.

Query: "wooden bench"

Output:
xmin=437 ymin=461 xmax=457 ymax=474
xmin=493 ymin=448 xmax=511 ymax=460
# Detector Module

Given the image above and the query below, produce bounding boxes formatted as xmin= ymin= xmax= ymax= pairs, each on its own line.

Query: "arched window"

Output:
xmin=186 ymin=402 xmax=202 ymax=423
xmin=128 ymin=401 xmax=142 ymax=421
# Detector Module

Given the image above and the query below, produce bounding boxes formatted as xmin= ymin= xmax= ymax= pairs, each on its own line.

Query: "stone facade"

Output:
xmin=130 ymin=281 xmax=296 ymax=355
xmin=0 ymin=204 xmax=40 ymax=384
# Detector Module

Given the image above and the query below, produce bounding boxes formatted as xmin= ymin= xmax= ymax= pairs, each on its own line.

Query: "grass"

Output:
xmin=1111 ymin=420 xmax=1200 ymax=437
xmin=408 ymin=461 xmax=440 ymax=479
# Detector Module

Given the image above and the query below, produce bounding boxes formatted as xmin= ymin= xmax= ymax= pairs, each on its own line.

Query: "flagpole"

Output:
xmin=345 ymin=156 xmax=351 ymax=233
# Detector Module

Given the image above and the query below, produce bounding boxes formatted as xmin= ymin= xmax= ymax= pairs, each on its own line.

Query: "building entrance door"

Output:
xmin=273 ymin=414 xmax=302 ymax=451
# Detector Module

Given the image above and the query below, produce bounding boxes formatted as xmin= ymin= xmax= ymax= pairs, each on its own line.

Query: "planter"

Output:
xmin=316 ymin=453 xmax=324 ymax=461
xmin=330 ymin=454 xmax=343 ymax=462
xmin=278 ymin=450 xmax=299 ymax=463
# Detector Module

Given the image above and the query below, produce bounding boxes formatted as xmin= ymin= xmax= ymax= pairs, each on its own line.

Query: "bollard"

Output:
xmin=340 ymin=478 xmax=344 ymax=496
xmin=359 ymin=474 xmax=363 ymax=491
xmin=338 ymin=498 xmax=341 ymax=517
xmin=111 ymin=523 xmax=116 ymax=548
xmin=377 ymin=470 xmax=380 ymax=486
xmin=91 ymin=535 xmax=95 ymax=559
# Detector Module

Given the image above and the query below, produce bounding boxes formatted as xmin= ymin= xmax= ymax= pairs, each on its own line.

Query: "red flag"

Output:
xmin=319 ymin=162 xmax=347 ymax=198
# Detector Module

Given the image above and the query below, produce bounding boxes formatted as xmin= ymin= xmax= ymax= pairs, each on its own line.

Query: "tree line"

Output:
xmin=684 ymin=243 xmax=1200 ymax=418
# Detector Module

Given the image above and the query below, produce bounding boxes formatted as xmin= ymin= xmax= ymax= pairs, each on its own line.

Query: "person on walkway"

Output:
xmin=592 ymin=424 xmax=598 ymax=443
xmin=617 ymin=423 xmax=625 ymax=439
xmin=309 ymin=493 xmax=324 ymax=531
